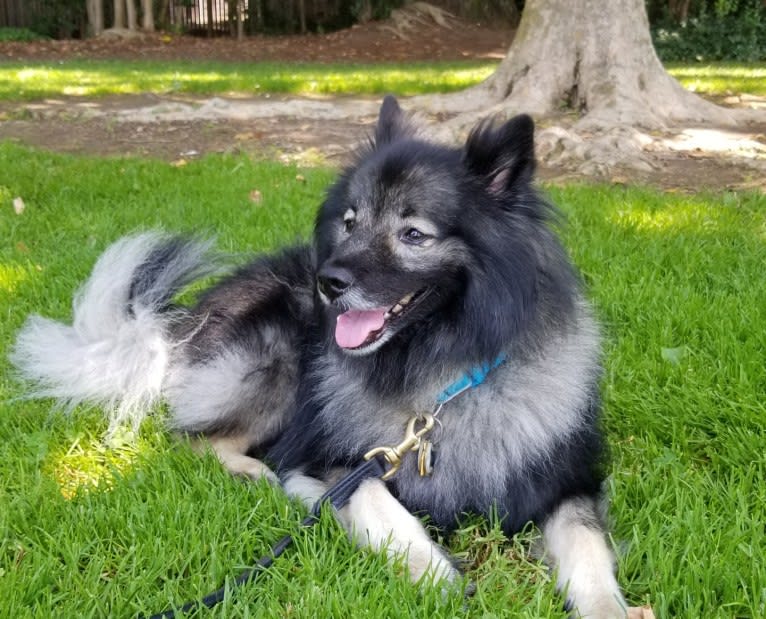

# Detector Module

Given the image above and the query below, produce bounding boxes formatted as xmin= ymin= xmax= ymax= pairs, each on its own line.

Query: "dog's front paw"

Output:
xmin=406 ymin=543 xmax=461 ymax=585
xmin=569 ymin=595 xmax=629 ymax=619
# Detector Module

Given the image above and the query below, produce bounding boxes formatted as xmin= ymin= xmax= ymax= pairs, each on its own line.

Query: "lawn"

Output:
xmin=1 ymin=143 xmax=764 ymax=618
xmin=0 ymin=58 xmax=764 ymax=100
xmin=0 ymin=59 xmax=497 ymax=100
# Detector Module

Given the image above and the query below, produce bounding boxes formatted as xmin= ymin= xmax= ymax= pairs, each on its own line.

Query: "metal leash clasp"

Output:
xmin=364 ymin=413 xmax=435 ymax=481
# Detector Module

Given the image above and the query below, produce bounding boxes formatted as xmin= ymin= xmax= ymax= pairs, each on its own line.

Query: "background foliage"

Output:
xmin=4 ymin=0 xmax=765 ymax=62
xmin=649 ymin=0 xmax=766 ymax=61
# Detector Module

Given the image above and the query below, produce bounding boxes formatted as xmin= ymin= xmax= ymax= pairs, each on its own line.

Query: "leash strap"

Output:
xmin=143 ymin=456 xmax=386 ymax=619
xmin=436 ymin=353 xmax=507 ymax=405
xmin=145 ymin=355 xmax=507 ymax=617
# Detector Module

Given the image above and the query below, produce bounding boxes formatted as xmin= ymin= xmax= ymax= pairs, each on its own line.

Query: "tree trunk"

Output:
xmin=298 ymin=0 xmax=307 ymax=34
xmin=428 ymin=0 xmax=734 ymax=130
xmin=237 ymin=0 xmax=245 ymax=40
xmin=113 ymin=0 xmax=125 ymax=29
xmin=86 ymin=0 xmax=104 ymax=36
xmin=668 ymin=0 xmax=691 ymax=22
xmin=414 ymin=0 xmax=751 ymax=176
xmin=157 ymin=0 xmax=170 ymax=29
xmin=141 ymin=0 xmax=155 ymax=31
xmin=125 ymin=0 xmax=138 ymax=30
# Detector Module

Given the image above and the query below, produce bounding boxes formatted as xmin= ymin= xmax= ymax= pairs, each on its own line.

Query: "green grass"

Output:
xmin=1 ymin=144 xmax=765 ymax=617
xmin=0 ymin=59 xmax=496 ymax=100
xmin=667 ymin=61 xmax=766 ymax=96
xmin=0 ymin=58 xmax=763 ymax=101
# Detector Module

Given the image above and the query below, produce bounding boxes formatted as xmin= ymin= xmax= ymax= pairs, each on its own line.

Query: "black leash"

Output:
xmin=144 ymin=456 xmax=386 ymax=619
xmin=144 ymin=357 xmax=508 ymax=618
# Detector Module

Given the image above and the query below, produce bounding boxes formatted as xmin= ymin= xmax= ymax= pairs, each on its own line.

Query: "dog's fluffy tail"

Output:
xmin=10 ymin=232 xmax=219 ymax=433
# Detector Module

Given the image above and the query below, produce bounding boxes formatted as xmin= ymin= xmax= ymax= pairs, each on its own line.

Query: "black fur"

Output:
xmin=12 ymin=98 xmax=619 ymax=614
xmin=268 ymin=102 xmax=604 ymax=535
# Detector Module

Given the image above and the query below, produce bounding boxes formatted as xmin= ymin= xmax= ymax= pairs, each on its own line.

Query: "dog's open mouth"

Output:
xmin=335 ymin=290 xmax=422 ymax=350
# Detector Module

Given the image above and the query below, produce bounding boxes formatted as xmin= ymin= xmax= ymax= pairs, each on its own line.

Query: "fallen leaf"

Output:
xmin=13 ymin=196 xmax=25 ymax=215
xmin=249 ymin=189 xmax=263 ymax=204
xmin=627 ymin=605 xmax=656 ymax=619
xmin=16 ymin=241 xmax=29 ymax=253
xmin=661 ymin=346 xmax=686 ymax=365
xmin=171 ymin=159 xmax=187 ymax=167
xmin=295 ymin=174 xmax=306 ymax=183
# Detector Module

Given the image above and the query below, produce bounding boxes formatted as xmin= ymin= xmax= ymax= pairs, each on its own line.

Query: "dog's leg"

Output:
xmin=541 ymin=495 xmax=627 ymax=619
xmin=198 ymin=434 xmax=278 ymax=483
xmin=283 ymin=472 xmax=458 ymax=585
xmin=341 ymin=478 xmax=459 ymax=585
xmin=282 ymin=470 xmax=331 ymax=508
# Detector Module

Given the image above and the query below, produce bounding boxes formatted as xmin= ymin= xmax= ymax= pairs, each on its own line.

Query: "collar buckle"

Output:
xmin=364 ymin=413 xmax=435 ymax=480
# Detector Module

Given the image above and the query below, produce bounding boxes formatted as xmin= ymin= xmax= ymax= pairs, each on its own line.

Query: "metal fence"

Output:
xmin=0 ymin=0 xmax=45 ymax=28
xmin=1 ymin=0 xmax=258 ymax=36
xmin=168 ymin=0 xmax=234 ymax=37
xmin=0 ymin=0 xmax=364 ymax=37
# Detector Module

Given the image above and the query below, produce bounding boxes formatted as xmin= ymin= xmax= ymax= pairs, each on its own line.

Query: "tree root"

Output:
xmin=381 ymin=2 xmax=457 ymax=40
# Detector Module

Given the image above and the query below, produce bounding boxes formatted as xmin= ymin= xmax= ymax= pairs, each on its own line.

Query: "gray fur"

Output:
xmin=166 ymin=331 xmax=298 ymax=441
xmin=10 ymin=98 xmax=629 ymax=617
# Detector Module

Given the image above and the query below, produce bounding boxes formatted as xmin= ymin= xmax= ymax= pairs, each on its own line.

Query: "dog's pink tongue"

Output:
xmin=335 ymin=309 xmax=386 ymax=349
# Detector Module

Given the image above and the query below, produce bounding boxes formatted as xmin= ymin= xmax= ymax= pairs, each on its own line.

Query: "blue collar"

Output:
xmin=436 ymin=353 xmax=507 ymax=405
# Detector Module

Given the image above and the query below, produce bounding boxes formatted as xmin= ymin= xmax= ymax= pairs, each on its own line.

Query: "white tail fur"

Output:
xmin=9 ymin=232 xmax=217 ymax=434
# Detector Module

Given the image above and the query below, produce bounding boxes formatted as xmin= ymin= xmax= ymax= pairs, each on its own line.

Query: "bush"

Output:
xmin=0 ymin=27 xmax=48 ymax=42
xmin=21 ymin=0 xmax=86 ymax=39
xmin=651 ymin=0 xmax=766 ymax=62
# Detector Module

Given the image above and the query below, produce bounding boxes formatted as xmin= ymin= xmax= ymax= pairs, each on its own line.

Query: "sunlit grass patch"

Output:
xmin=46 ymin=428 xmax=149 ymax=499
xmin=1 ymin=58 xmax=764 ymax=101
xmin=0 ymin=59 xmax=497 ymax=100
xmin=667 ymin=61 xmax=766 ymax=96
xmin=0 ymin=263 xmax=30 ymax=293
xmin=0 ymin=146 xmax=764 ymax=617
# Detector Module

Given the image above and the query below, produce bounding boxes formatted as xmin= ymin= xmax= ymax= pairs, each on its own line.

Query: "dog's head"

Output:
xmin=315 ymin=96 xmax=567 ymax=358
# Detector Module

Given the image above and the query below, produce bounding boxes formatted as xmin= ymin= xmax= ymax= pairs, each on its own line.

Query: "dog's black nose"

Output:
xmin=317 ymin=265 xmax=353 ymax=301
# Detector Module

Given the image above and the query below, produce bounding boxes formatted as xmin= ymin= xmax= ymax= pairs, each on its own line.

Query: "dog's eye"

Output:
xmin=343 ymin=208 xmax=356 ymax=233
xmin=401 ymin=228 xmax=429 ymax=245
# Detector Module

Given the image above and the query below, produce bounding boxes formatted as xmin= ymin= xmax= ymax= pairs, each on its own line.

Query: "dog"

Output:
xmin=11 ymin=96 xmax=629 ymax=618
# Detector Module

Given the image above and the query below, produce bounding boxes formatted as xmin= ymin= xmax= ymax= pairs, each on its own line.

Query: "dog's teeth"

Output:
xmin=391 ymin=303 xmax=404 ymax=315
xmin=399 ymin=292 xmax=414 ymax=305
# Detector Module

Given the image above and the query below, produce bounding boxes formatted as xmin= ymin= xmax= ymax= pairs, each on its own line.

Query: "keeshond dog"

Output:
xmin=11 ymin=97 xmax=629 ymax=617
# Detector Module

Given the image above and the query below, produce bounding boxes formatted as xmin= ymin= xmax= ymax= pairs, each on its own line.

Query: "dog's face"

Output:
xmin=315 ymin=96 xmax=538 ymax=356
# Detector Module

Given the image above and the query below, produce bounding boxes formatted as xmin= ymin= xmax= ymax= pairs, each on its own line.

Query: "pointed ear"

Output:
xmin=463 ymin=114 xmax=536 ymax=196
xmin=374 ymin=95 xmax=410 ymax=146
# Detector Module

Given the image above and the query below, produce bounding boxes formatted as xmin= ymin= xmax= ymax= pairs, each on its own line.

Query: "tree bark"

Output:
xmin=125 ymin=0 xmax=138 ymax=30
xmin=157 ymin=0 xmax=170 ymax=29
xmin=237 ymin=0 xmax=246 ymax=40
xmin=668 ymin=0 xmax=691 ymax=22
xmin=298 ymin=0 xmax=307 ymax=34
xmin=426 ymin=0 xmax=735 ymax=130
xmin=141 ymin=0 xmax=155 ymax=31
xmin=113 ymin=0 xmax=125 ymax=29
xmin=86 ymin=0 xmax=104 ymax=36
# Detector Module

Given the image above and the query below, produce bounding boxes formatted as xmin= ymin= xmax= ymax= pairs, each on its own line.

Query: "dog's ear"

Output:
xmin=463 ymin=114 xmax=536 ymax=196
xmin=374 ymin=95 xmax=410 ymax=146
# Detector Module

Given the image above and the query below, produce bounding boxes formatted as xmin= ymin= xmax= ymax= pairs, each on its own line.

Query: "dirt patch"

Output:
xmin=0 ymin=18 xmax=510 ymax=63
xmin=1 ymin=12 xmax=764 ymax=192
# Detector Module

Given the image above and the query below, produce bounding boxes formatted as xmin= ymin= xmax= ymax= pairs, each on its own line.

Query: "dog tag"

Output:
xmin=418 ymin=439 xmax=434 ymax=476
